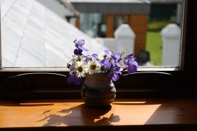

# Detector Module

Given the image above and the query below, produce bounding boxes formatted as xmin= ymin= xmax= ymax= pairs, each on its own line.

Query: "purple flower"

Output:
xmin=74 ymin=39 xmax=89 ymax=51
xmin=100 ymin=49 xmax=117 ymax=69
xmin=67 ymin=71 xmax=82 ymax=85
xmin=124 ymin=54 xmax=138 ymax=74
xmin=67 ymin=39 xmax=138 ymax=85
xmin=127 ymin=61 xmax=138 ymax=74
xmin=83 ymin=55 xmax=90 ymax=63
xmin=67 ymin=75 xmax=82 ymax=85
xmin=124 ymin=54 xmax=135 ymax=65
xmin=101 ymin=52 xmax=122 ymax=70
xmin=108 ymin=67 xmax=122 ymax=83
xmin=73 ymin=39 xmax=89 ymax=55
xmin=104 ymin=49 xmax=111 ymax=56
xmin=92 ymin=53 xmax=98 ymax=58
xmin=111 ymin=52 xmax=122 ymax=65
xmin=74 ymin=48 xmax=83 ymax=55
xmin=101 ymin=58 xmax=111 ymax=69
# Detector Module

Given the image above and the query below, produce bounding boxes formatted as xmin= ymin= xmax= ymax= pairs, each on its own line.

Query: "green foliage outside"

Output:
xmin=147 ymin=16 xmax=176 ymax=32
xmin=146 ymin=31 xmax=162 ymax=66
xmin=146 ymin=17 xmax=176 ymax=65
xmin=147 ymin=21 xmax=169 ymax=32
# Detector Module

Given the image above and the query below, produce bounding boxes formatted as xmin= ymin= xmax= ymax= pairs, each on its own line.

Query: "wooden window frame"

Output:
xmin=0 ymin=0 xmax=196 ymax=100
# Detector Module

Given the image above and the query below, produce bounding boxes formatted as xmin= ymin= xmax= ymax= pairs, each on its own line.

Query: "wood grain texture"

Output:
xmin=0 ymin=98 xmax=197 ymax=128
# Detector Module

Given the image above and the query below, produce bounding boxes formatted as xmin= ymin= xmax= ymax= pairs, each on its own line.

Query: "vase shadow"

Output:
xmin=38 ymin=104 xmax=120 ymax=126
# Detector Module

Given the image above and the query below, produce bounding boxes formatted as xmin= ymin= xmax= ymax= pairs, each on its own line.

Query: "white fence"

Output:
xmin=100 ymin=23 xmax=181 ymax=66
xmin=161 ymin=24 xmax=181 ymax=66
xmin=101 ymin=24 xmax=135 ymax=54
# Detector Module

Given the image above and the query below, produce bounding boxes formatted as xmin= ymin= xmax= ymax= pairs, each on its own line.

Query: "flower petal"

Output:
xmin=112 ymin=74 xmax=119 ymax=81
xmin=74 ymin=77 xmax=82 ymax=85
xmin=107 ymin=73 xmax=113 ymax=84
xmin=67 ymin=75 xmax=75 ymax=84
xmin=74 ymin=48 xmax=83 ymax=55
xmin=69 ymin=70 xmax=75 ymax=75
xmin=114 ymin=67 xmax=122 ymax=75
xmin=75 ymin=39 xmax=85 ymax=47
xmin=128 ymin=61 xmax=138 ymax=74
xmin=92 ymin=53 xmax=98 ymax=58
xmin=104 ymin=49 xmax=111 ymax=56
xmin=112 ymin=52 xmax=122 ymax=61
xmin=103 ymin=59 xmax=111 ymax=69
xmin=78 ymin=46 xmax=89 ymax=51
xmin=111 ymin=59 xmax=116 ymax=67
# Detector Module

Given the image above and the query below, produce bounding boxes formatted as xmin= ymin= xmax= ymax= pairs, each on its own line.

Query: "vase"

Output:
xmin=81 ymin=73 xmax=116 ymax=107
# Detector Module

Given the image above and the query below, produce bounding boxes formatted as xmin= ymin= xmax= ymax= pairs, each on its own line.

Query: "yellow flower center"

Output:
xmin=77 ymin=57 xmax=81 ymax=61
xmin=77 ymin=66 xmax=83 ymax=72
xmin=122 ymin=50 xmax=126 ymax=55
xmin=90 ymin=64 xmax=96 ymax=70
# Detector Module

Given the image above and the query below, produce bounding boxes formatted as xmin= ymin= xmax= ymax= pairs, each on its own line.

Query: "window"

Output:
xmin=0 ymin=0 xmax=196 ymax=100
xmin=74 ymin=0 xmax=183 ymax=67
xmin=1 ymin=0 xmax=183 ymax=68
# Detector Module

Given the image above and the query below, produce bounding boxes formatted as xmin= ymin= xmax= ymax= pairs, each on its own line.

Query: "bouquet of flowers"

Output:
xmin=67 ymin=39 xmax=138 ymax=85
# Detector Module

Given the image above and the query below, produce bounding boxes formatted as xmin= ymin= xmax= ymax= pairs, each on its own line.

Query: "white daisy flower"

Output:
xmin=75 ymin=61 xmax=86 ymax=78
xmin=87 ymin=60 xmax=101 ymax=74
xmin=98 ymin=49 xmax=112 ymax=60
xmin=73 ymin=55 xmax=85 ymax=62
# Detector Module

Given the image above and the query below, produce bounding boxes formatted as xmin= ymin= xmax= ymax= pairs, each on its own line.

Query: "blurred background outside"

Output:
xmin=1 ymin=0 xmax=183 ymax=67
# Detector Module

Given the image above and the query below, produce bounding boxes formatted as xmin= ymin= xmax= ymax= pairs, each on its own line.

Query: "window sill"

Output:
xmin=0 ymin=98 xmax=197 ymax=130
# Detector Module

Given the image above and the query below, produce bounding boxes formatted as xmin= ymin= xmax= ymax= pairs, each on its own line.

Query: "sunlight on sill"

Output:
xmin=2 ymin=98 xmax=197 ymax=128
xmin=113 ymin=101 xmax=146 ymax=104
xmin=0 ymin=101 xmax=161 ymax=127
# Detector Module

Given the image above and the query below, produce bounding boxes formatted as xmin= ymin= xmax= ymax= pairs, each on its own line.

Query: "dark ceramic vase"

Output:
xmin=81 ymin=73 xmax=116 ymax=107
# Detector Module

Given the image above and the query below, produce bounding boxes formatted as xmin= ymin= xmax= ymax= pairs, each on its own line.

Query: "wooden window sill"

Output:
xmin=0 ymin=98 xmax=197 ymax=130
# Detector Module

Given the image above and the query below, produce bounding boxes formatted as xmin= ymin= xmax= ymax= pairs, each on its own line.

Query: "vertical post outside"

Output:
xmin=106 ymin=14 xmax=114 ymax=38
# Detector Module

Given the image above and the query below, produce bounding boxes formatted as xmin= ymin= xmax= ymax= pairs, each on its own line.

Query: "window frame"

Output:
xmin=0 ymin=0 xmax=196 ymax=100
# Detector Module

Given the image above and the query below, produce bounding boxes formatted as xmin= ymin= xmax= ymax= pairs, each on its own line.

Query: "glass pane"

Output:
xmin=1 ymin=0 xmax=184 ymax=68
